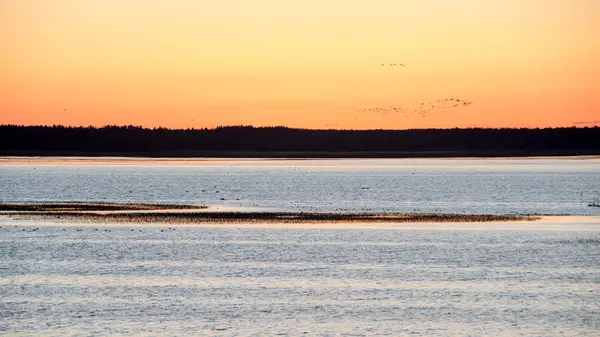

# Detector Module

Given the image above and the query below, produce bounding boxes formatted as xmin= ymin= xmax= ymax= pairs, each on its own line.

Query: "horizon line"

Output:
xmin=1 ymin=124 xmax=599 ymax=132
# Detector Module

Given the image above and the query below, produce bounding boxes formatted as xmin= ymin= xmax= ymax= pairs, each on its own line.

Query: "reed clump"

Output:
xmin=0 ymin=204 xmax=539 ymax=224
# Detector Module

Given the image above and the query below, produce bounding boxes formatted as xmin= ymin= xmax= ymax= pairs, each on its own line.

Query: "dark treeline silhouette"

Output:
xmin=1 ymin=125 xmax=599 ymax=157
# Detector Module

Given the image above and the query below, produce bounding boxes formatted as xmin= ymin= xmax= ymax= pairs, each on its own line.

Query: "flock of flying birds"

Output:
xmin=339 ymin=63 xmax=474 ymax=120
xmin=342 ymin=98 xmax=473 ymax=119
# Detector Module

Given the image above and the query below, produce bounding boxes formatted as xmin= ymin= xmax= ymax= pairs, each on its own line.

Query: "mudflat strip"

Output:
xmin=0 ymin=202 xmax=538 ymax=223
xmin=0 ymin=202 xmax=207 ymax=212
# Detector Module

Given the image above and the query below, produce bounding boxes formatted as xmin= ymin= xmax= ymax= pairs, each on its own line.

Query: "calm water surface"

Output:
xmin=1 ymin=157 xmax=599 ymax=336
xmin=1 ymin=157 xmax=599 ymax=214
xmin=1 ymin=221 xmax=599 ymax=336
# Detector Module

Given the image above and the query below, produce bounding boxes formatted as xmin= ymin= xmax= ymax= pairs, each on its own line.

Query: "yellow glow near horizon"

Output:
xmin=1 ymin=0 xmax=598 ymax=129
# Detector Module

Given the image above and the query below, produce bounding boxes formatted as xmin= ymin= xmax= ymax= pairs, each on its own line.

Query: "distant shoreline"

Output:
xmin=1 ymin=150 xmax=598 ymax=159
xmin=1 ymin=125 xmax=598 ymax=158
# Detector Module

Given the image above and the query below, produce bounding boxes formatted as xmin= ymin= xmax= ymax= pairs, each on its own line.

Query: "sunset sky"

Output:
xmin=1 ymin=0 xmax=598 ymax=129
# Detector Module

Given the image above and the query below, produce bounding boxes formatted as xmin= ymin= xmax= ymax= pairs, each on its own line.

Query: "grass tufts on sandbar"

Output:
xmin=0 ymin=202 xmax=539 ymax=223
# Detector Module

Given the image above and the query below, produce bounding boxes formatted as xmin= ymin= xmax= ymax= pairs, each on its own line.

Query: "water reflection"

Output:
xmin=1 ymin=157 xmax=600 ymax=215
xmin=1 ymin=222 xmax=598 ymax=335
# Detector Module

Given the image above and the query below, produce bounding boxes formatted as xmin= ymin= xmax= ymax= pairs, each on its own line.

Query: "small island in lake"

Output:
xmin=0 ymin=202 xmax=539 ymax=224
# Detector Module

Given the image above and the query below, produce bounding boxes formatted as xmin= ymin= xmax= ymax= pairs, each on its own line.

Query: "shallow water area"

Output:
xmin=2 ymin=215 xmax=600 ymax=230
xmin=2 ymin=156 xmax=600 ymax=215
xmin=1 ymin=157 xmax=599 ymax=335
xmin=2 ymin=217 xmax=600 ymax=336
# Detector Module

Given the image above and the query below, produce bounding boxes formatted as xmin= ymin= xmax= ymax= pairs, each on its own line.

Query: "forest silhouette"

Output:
xmin=1 ymin=125 xmax=598 ymax=157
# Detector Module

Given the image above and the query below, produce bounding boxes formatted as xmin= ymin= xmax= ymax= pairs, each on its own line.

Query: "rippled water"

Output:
xmin=1 ymin=220 xmax=599 ymax=336
xmin=1 ymin=157 xmax=600 ymax=215
xmin=1 ymin=157 xmax=600 ymax=336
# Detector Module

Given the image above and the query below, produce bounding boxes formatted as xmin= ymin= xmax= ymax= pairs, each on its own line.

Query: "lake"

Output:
xmin=1 ymin=157 xmax=600 ymax=214
xmin=1 ymin=157 xmax=599 ymax=336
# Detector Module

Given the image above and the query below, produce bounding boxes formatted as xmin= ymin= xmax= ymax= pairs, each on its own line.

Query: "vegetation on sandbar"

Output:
xmin=0 ymin=202 xmax=206 ymax=212
xmin=0 ymin=202 xmax=538 ymax=224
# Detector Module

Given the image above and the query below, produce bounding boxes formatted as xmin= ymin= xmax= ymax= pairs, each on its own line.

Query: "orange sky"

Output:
xmin=1 ymin=0 xmax=599 ymax=129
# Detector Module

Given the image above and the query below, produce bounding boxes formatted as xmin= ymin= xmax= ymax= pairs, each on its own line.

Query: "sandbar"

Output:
xmin=0 ymin=202 xmax=538 ymax=224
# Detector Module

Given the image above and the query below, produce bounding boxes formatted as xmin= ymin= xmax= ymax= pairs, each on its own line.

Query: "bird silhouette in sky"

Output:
xmin=344 ymin=98 xmax=473 ymax=118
